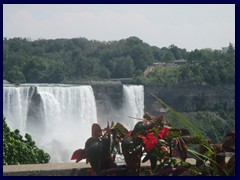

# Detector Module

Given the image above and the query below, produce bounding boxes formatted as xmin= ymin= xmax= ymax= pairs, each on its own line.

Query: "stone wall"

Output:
xmin=3 ymin=159 xmax=197 ymax=176
xmin=3 ymin=163 xmax=91 ymax=176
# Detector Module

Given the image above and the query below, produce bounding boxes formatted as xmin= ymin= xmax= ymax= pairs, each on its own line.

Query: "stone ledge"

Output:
xmin=3 ymin=159 xmax=197 ymax=176
xmin=3 ymin=162 xmax=91 ymax=176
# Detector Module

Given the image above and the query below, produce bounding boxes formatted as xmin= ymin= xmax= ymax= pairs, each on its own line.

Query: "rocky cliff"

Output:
xmin=144 ymin=85 xmax=235 ymax=115
xmin=92 ymin=84 xmax=235 ymax=117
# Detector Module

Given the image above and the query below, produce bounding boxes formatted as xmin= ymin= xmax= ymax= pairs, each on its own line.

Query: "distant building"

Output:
xmin=152 ymin=62 xmax=166 ymax=67
xmin=144 ymin=59 xmax=187 ymax=75
xmin=152 ymin=59 xmax=187 ymax=67
xmin=172 ymin=59 xmax=187 ymax=65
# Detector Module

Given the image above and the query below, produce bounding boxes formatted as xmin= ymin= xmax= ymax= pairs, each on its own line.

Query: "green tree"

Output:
xmin=3 ymin=117 xmax=50 ymax=165
xmin=169 ymin=44 xmax=187 ymax=60
xmin=47 ymin=61 xmax=66 ymax=83
xmin=151 ymin=46 xmax=162 ymax=61
xmin=3 ymin=37 xmax=235 ymax=85
xmin=111 ymin=56 xmax=135 ymax=78
xmin=5 ymin=66 xmax=26 ymax=84
xmin=160 ymin=49 xmax=176 ymax=62
xmin=95 ymin=65 xmax=111 ymax=79
xmin=23 ymin=57 xmax=49 ymax=83
xmin=130 ymin=44 xmax=154 ymax=71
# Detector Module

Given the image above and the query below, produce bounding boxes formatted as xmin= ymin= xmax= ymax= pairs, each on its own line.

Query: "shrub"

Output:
xmin=3 ymin=117 xmax=50 ymax=165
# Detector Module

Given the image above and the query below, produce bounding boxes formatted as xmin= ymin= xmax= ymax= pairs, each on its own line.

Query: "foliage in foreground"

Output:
xmin=165 ymin=111 xmax=235 ymax=144
xmin=71 ymin=98 xmax=235 ymax=176
xmin=3 ymin=117 xmax=50 ymax=165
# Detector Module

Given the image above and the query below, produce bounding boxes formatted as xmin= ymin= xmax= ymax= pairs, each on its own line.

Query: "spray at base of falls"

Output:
xmin=4 ymin=85 xmax=97 ymax=163
xmin=3 ymin=84 xmax=144 ymax=163
xmin=122 ymin=85 xmax=144 ymax=130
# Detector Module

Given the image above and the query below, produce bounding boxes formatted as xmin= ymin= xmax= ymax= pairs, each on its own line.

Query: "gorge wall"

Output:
xmin=92 ymin=84 xmax=235 ymax=115
xmin=144 ymin=85 xmax=235 ymax=114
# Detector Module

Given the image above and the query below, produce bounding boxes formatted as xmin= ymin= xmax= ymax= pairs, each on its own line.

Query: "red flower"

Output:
xmin=141 ymin=133 xmax=158 ymax=152
xmin=129 ymin=130 xmax=133 ymax=135
xmin=158 ymin=128 xmax=169 ymax=139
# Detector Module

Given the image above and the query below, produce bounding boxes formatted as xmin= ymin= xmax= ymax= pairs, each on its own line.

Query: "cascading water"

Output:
xmin=113 ymin=85 xmax=145 ymax=165
xmin=36 ymin=85 xmax=97 ymax=162
xmin=3 ymin=84 xmax=97 ymax=163
xmin=3 ymin=84 xmax=145 ymax=163
xmin=122 ymin=85 xmax=144 ymax=130
xmin=3 ymin=86 xmax=30 ymax=133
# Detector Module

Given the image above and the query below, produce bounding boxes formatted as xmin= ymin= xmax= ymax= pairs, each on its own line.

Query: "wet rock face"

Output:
xmin=144 ymin=85 xmax=235 ymax=115
xmin=92 ymin=84 xmax=123 ymax=109
xmin=26 ymin=86 xmax=46 ymax=134
xmin=92 ymin=84 xmax=124 ymax=127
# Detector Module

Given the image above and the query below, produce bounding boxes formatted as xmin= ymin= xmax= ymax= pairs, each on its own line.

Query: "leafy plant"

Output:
xmin=3 ymin=117 xmax=50 ymax=165
xmin=71 ymin=97 xmax=235 ymax=176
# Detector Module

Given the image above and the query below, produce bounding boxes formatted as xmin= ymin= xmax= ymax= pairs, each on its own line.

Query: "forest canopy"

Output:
xmin=3 ymin=37 xmax=235 ymax=86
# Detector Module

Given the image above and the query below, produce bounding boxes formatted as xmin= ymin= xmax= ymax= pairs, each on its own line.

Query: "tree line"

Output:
xmin=3 ymin=37 xmax=235 ymax=86
xmin=138 ymin=44 xmax=235 ymax=86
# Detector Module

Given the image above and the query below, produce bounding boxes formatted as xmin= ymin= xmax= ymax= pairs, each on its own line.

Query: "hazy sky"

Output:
xmin=3 ymin=4 xmax=235 ymax=51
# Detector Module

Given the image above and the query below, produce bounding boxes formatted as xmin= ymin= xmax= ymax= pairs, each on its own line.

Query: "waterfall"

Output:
xmin=3 ymin=84 xmax=144 ymax=163
xmin=35 ymin=85 xmax=98 ymax=162
xmin=3 ymin=84 xmax=97 ymax=163
xmin=122 ymin=85 xmax=144 ymax=130
xmin=3 ymin=86 xmax=30 ymax=133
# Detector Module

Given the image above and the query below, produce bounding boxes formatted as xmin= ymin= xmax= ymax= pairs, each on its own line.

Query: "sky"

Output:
xmin=3 ymin=4 xmax=235 ymax=51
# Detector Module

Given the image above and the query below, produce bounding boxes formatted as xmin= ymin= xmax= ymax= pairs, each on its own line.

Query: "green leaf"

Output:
xmin=112 ymin=122 xmax=129 ymax=137
xmin=151 ymin=94 xmax=213 ymax=153
xmin=3 ymin=117 xmax=50 ymax=165
xmin=131 ymin=122 xmax=147 ymax=136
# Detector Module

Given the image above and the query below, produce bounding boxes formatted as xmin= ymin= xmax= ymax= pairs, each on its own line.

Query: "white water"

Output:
xmin=3 ymin=85 xmax=97 ymax=163
xmin=122 ymin=85 xmax=144 ymax=130
xmin=36 ymin=85 xmax=97 ymax=162
xmin=3 ymin=86 xmax=30 ymax=133
xmin=3 ymin=84 xmax=144 ymax=163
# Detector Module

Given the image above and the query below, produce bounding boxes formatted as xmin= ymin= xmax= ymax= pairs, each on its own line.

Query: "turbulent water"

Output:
xmin=122 ymin=85 xmax=144 ymax=130
xmin=3 ymin=86 xmax=30 ymax=133
xmin=3 ymin=84 xmax=144 ymax=163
